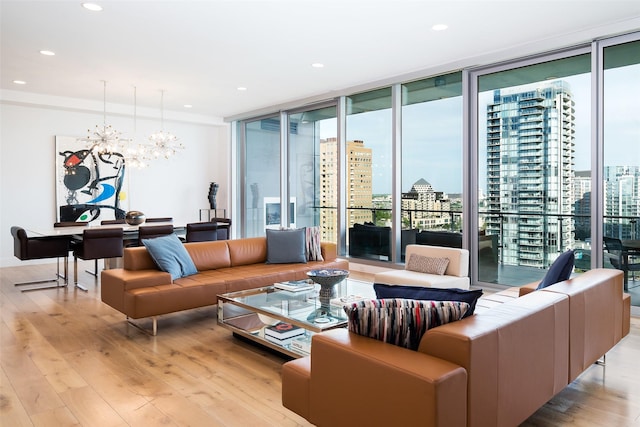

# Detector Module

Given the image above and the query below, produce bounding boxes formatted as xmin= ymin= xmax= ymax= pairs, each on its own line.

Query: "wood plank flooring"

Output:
xmin=1 ymin=262 xmax=639 ymax=426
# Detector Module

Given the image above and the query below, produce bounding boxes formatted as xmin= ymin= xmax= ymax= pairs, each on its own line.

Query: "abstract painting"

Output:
xmin=55 ymin=135 xmax=127 ymax=223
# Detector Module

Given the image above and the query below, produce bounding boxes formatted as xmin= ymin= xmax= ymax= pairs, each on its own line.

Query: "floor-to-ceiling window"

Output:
xmin=473 ymin=52 xmax=591 ymax=285
xmin=234 ymin=32 xmax=639 ymax=307
xmin=288 ymin=105 xmax=338 ymax=242
xmin=602 ymin=37 xmax=640 ymax=304
xmin=401 ymin=72 xmax=463 ymax=262
xmin=242 ymin=116 xmax=281 ymax=237
xmin=345 ymin=88 xmax=393 ymax=262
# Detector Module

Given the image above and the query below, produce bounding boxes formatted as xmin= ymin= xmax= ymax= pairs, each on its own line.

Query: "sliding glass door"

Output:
xmin=474 ymin=52 xmax=591 ymax=285
xmin=242 ymin=116 xmax=281 ymax=237
xmin=602 ymin=37 xmax=640 ymax=302
xmin=288 ymin=105 xmax=338 ymax=242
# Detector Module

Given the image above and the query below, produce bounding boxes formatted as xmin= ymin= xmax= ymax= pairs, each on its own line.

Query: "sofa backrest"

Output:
xmin=184 ymin=240 xmax=232 ymax=270
xmin=405 ymin=244 xmax=469 ymax=277
xmin=123 ymin=236 xmax=341 ymax=271
xmin=226 ymin=237 xmax=268 ymax=266
xmin=419 ymin=290 xmax=569 ymax=427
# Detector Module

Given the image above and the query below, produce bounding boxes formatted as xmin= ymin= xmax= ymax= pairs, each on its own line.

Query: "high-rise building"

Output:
xmin=573 ymin=171 xmax=591 ymax=241
xmin=401 ymin=178 xmax=451 ymax=230
xmin=319 ymin=138 xmax=372 ymax=241
xmin=485 ymin=81 xmax=575 ymax=268
xmin=604 ymin=166 xmax=640 ymax=240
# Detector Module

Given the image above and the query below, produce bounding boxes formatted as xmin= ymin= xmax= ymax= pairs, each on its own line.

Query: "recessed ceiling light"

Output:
xmin=237 ymin=87 xmax=247 ymax=91
xmin=183 ymin=104 xmax=193 ymax=108
xmin=82 ymin=3 xmax=103 ymax=11
xmin=40 ymin=50 xmax=55 ymax=56
xmin=13 ymin=80 xmax=26 ymax=85
xmin=311 ymin=63 xmax=324 ymax=68
xmin=432 ymin=24 xmax=448 ymax=31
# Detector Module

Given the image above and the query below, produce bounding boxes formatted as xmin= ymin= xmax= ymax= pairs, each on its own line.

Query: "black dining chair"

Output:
xmin=211 ymin=218 xmax=231 ymax=240
xmin=11 ymin=226 xmax=71 ymax=291
xmin=53 ymin=221 xmax=89 ymax=279
xmin=186 ymin=222 xmax=218 ymax=242
xmin=604 ymin=236 xmax=640 ymax=290
xmin=100 ymin=219 xmax=126 ymax=225
xmin=145 ymin=217 xmax=173 ymax=223
xmin=73 ymin=228 xmax=124 ymax=291
xmin=137 ymin=224 xmax=175 ymax=246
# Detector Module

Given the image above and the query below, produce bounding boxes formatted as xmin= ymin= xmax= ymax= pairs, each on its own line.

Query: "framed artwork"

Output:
xmin=55 ymin=135 xmax=128 ymax=223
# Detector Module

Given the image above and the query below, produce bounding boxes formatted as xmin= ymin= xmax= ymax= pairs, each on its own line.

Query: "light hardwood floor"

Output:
xmin=1 ymin=262 xmax=639 ymax=426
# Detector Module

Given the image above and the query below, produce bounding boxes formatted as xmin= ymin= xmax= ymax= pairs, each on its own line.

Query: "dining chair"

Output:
xmin=604 ymin=236 xmax=640 ymax=290
xmin=73 ymin=228 xmax=124 ymax=291
xmin=145 ymin=217 xmax=173 ymax=223
xmin=11 ymin=226 xmax=71 ymax=291
xmin=211 ymin=218 xmax=231 ymax=240
xmin=137 ymin=224 xmax=175 ymax=246
xmin=100 ymin=219 xmax=126 ymax=225
xmin=53 ymin=221 xmax=89 ymax=279
xmin=186 ymin=222 xmax=218 ymax=242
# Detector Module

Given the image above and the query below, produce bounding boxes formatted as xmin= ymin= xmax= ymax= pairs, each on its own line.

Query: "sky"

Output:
xmin=320 ymin=63 xmax=639 ymax=195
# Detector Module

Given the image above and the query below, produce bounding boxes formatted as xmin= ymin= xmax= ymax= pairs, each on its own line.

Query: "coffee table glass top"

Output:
xmin=218 ymin=278 xmax=373 ymax=331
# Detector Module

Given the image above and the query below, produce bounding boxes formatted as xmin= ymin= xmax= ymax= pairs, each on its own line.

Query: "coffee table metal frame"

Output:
xmin=217 ymin=279 xmax=369 ymax=358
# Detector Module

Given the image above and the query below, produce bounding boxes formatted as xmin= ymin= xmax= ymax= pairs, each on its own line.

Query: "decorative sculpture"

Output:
xmin=250 ymin=182 xmax=259 ymax=208
xmin=208 ymin=182 xmax=219 ymax=209
xmin=125 ymin=210 xmax=146 ymax=225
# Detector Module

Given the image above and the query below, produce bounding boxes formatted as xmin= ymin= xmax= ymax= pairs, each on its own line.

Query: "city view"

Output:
xmin=322 ymin=78 xmax=639 ymax=271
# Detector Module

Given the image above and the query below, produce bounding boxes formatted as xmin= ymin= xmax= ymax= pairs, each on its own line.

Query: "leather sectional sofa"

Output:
xmin=281 ymin=268 xmax=631 ymax=427
xmin=101 ymin=237 xmax=347 ymax=334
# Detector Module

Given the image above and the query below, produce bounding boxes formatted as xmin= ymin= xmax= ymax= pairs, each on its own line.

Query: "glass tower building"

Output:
xmin=485 ymin=81 xmax=576 ymax=268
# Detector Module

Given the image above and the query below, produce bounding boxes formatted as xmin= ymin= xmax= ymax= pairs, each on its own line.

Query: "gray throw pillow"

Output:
xmin=266 ymin=228 xmax=307 ymax=264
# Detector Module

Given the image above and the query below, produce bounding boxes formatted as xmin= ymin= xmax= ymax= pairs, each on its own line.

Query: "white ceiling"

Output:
xmin=2 ymin=0 xmax=640 ymax=122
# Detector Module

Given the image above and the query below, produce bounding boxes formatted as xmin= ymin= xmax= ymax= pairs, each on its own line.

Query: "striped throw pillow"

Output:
xmin=306 ymin=226 xmax=324 ymax=261
xmin=343 ymin=298 xmax=469 ymax=350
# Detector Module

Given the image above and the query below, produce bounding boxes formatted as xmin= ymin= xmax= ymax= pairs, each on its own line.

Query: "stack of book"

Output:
xmin=264 ymin=322 xmax=305 ymax=346
xmin=274 ymin=279 xmax=315 ymax=292
xmin=290 ymin=334 xmax=313 ymax=355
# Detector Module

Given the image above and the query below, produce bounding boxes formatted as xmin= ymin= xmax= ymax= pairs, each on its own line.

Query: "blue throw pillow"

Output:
xmin=266 ymin=228 xmax=307 ymax=264
xmin=142 ymin=233 xmax=198 ymax=281
xmin=536 ymin=250 xmax=575 ymax=290
xmin=373 ymin=284 xmax=483 ymax=318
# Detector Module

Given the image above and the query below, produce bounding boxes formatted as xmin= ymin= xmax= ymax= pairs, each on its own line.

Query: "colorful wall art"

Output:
xmin=55 ymin=136 xmax=128 ymax=223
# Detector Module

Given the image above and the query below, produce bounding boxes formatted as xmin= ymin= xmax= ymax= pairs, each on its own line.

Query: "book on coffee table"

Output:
xmin=274 ymin=279 xmax=315 ymax=292
xmin=290 ymin=334 xmax=313 ymax=354
xmin=264 ymin=322 xmax=305 ymax=339
xmin=330 ymin=294 xmax=367 ymax=307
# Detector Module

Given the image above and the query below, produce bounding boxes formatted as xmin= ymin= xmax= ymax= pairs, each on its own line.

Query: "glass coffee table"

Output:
xmin=217 ymin=278 xmax=373 ymax=358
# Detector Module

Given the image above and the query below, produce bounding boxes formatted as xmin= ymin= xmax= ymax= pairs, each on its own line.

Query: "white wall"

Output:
xmin=0 ymin=98 xmax=229 ymax=267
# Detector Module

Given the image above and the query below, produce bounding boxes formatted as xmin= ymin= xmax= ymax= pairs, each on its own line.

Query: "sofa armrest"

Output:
xmin=101 ymin=268 xmax=172 ymax=314
xmin=320 ymin=242 xmax=338 ymax=261
xmin=518 ymin=281 xmax=539 ymax=296
xmin=301 ymin=329 xmax=467 ymax=427
xmin=281 ymin=357 xmax=311 ymax=421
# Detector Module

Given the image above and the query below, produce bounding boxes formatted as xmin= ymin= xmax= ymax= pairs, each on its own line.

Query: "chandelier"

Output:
xmin=121 ymin=86 xmax=151 ymax=169
xmin=78 ymin=81 xmax=131 ymax=154
xmin=149 ymin=90 xmax=184 ymax=159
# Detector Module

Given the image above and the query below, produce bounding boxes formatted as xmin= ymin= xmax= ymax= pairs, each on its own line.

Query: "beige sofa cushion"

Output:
xmin=374 ymin=245 xmax=470 ymax=289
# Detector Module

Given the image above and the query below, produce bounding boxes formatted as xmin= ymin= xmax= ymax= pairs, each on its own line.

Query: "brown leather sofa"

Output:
xmin=281 ymin=269 xmax=630 ymax=427
xmin=101 ymin=237 xmax=348 ymax=333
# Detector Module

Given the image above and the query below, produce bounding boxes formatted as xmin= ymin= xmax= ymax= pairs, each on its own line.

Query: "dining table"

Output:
xmin=27 ymin=221 xmax=185 ymax=241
